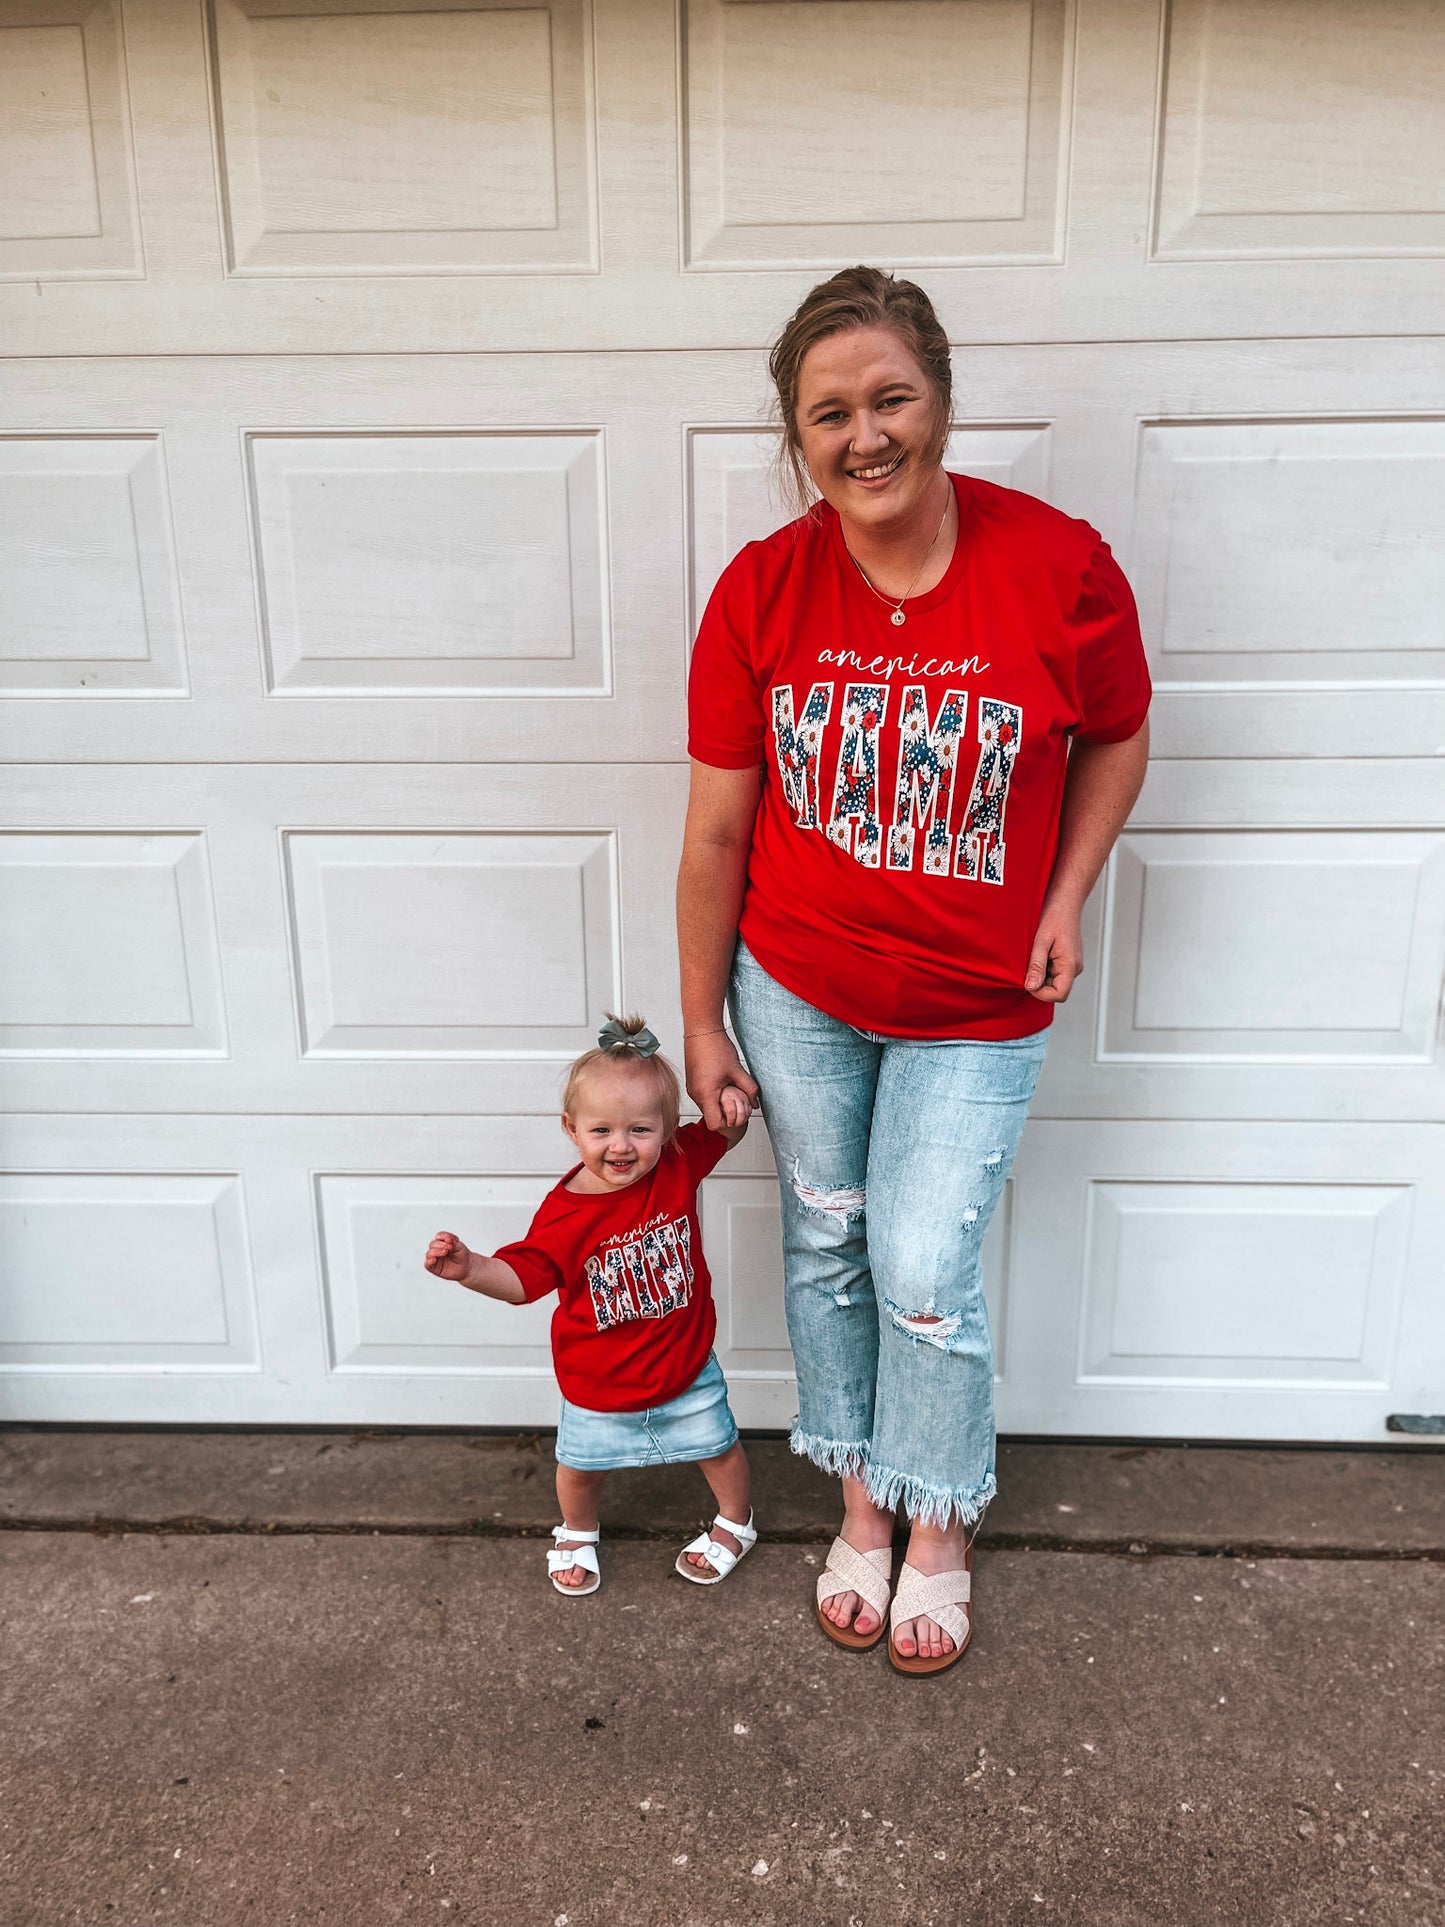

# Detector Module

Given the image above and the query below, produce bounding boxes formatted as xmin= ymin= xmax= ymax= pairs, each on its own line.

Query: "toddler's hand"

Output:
xmin=424 ymin=1231 xmax=474 ymax=1283
xmin=718 ymin=1085 xmax=752 ymax=1130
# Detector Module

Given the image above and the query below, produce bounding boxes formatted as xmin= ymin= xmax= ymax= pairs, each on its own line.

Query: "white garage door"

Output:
xmin=2 ymin=0 xmax=1442 ymax=1437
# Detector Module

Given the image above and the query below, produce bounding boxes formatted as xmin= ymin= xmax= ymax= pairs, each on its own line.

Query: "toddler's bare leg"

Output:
xmin=685 ymin=1441 xmax=752 ymax=1575
xmin=554 ymin=1464 xmax=606 ymax=1588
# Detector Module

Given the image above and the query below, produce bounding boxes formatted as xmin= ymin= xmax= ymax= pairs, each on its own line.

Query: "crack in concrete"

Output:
xmin=1 ymin=1515 xmax=1441 ymax=1562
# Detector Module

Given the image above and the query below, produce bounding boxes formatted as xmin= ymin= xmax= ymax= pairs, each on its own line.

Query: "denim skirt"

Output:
xmin=555 ymin=1351 xmax=739 ymax=1472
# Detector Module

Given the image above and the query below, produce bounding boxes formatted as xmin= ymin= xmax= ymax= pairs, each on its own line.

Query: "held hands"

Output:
xmin=424 ymin=1230 xmax=476 ymax=1283
xmin=1024 ymin=897 xmax=1084 ymax=1004
xmin=685 ymin=1030 xmax=759 ymax=1134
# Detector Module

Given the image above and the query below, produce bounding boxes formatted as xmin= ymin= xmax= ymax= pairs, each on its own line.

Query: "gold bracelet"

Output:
xmin=682 ymin=1026 xmax=728 ymax=1040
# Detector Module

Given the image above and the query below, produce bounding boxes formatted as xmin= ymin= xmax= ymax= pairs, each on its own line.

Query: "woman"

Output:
xmin=677 ymin=267 xmax=1150 ymax=1675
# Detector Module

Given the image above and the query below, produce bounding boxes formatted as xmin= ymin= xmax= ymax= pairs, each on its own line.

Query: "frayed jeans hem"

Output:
xmin=862 ymin=1460 xmax=997 ymax=1532
xmin=789 ymin=1424 xmax=870 ymax=1483
xmin=790 ymin=1428 xmax=996 ymax=1531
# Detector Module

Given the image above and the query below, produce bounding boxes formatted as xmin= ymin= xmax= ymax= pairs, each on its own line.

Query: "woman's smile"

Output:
xmin=847 ymin=451 xmax=906 ymax=486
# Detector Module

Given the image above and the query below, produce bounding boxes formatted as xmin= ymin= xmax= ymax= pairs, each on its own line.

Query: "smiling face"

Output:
xmin=794 ymin=325 xmax=949 ymax=535
xmin=562 ymin=1062 xmax=668 ymax=1192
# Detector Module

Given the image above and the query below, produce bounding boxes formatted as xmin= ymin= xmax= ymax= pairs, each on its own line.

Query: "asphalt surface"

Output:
xmin=2 ymin=1437 xmax=1442 ymax=1926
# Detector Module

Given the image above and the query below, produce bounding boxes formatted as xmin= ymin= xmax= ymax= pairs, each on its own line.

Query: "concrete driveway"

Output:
xmin=2 ymin=1435 xmax=1441 ymax=1926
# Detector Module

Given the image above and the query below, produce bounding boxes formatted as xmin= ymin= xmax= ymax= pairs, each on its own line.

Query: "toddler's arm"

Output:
xmin=714 ymin=1083 xmax=752 ymax=1149
xmin=424 ymin=1231 xmax=526 ymax=1305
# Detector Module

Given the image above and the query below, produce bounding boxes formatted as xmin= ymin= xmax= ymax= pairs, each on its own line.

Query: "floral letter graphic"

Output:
xmin=955 ymin=699 xmax=1022 ymax=885
xmin=826 ymin=683 xmax=890 ymax=869
xmin=888 ymin=686 xmax=966 ymax=875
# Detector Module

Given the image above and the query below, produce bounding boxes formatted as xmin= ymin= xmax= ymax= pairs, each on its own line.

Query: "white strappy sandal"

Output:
xmin=674 ymin=1511 xmax=757 ymax=1586
xmin=547 ymin=1525 xmax=601 ymax=1597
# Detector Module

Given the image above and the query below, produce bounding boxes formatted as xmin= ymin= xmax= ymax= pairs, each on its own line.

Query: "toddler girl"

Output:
xmin=424 ymin=1015 xmax=755 ymax=1597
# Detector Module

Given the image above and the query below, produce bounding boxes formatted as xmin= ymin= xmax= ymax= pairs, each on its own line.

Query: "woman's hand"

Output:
xmin=1024 ymin=896 xmax=1084 ymax=1003
xmin=686 ymin=1031 xmax=759 ymax=1134
xmin=1026 ymin=723 xmax=1149 ymax=1004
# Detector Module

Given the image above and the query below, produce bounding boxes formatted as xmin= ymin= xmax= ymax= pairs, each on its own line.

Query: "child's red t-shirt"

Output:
xmin=687 ymin=472 xmax=1151 ymax=1039
xmin=494 ymin=1123 xmax=731 ymax=1413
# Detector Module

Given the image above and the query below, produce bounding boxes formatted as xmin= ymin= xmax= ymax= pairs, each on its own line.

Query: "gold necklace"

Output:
xmin=845 ymin=491 xmax=953 ymax=628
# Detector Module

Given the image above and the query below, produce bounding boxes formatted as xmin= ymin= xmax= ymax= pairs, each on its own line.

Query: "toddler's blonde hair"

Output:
xmin=562 ymin=1013 xmax=682 ymax=1142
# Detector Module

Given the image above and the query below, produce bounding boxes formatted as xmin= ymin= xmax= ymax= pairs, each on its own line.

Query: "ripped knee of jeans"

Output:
xmin=885 ymin=1298 xmax=966 ymax=1351
xmin=790 ymin=1163 xmax=866 ymax=1228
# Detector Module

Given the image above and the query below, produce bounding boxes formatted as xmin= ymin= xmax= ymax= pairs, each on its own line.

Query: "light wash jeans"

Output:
xmin=729 ymin=941 xmax=1048 ymax=1530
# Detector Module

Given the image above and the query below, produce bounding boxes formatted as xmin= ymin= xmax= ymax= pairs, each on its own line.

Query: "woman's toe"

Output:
xmin=916 ymin=1614 xmax=952 ymax=1657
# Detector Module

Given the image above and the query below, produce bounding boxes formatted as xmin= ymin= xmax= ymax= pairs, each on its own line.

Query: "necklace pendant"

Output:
xmin=890 ymin=609 xmax=906 ymax=627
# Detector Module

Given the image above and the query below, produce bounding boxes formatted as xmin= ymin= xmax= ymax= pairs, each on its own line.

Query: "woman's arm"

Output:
xmin=677 ymin=760 xmax=763 ymax=1129
xmin=1025 ymin=720 xmax=1149 ymax=1004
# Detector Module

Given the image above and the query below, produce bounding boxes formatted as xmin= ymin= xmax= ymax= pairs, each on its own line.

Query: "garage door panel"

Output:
xmin=0 ymin=433 xmax=188 ymax=696
xmin=286 ymin=829 xmax=618 ymax=1058
xmin=1154 ymin=0 xmax=1445 ymax=260
xmin=209 ymin=0 xmax=597 ymax=276
xmin=0 ymin=0 xmax=141 ymax=281
xmin=1099 ymin=831 xmax=1445 ymax=1065
xmin=1132 ymin=419 xmax=1445 ymax=685
xmin=1035 ymin=767 xmax=1445 ymax=1122
xmin=0 ymin=1169 xmax=259 ymax=1369
xmin=0 ymin=831 xmax=229 ymax=1057
xmin=1001 ymin=1121 xmax=1444 ymax=1439
xmin=681 ymin=0 xmax=1071 ymax=269
xmin=249 ymin=430 xmax=611 ymax=697
xmin=316 ymin=1173 xmax=556 ymax=1372
xmin=1077 ymin=1179 xmax=1410 ymax=1387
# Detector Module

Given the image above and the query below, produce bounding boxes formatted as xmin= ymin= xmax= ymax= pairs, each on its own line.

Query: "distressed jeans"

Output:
xmin=729 ymin=941 xmax=1048 ymax=1530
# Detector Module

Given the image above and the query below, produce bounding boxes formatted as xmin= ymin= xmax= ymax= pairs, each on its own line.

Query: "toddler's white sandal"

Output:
xmin=547 ymin=1525 xmax=601 ymax=1597
xmin=674 ymin=1511 xmax=757 ymax=1586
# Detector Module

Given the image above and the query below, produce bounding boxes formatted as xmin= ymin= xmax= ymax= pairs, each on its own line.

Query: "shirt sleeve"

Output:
xmin=490 ymin=1237 xmax=564 ymax=1304
xmin=1069 ymin=539 xmax=1152 ymax=744
xmin=674 ymin=1120 xmax=732 ymax=1187
xmin=687 ymin=550 xmax=766 ymax=770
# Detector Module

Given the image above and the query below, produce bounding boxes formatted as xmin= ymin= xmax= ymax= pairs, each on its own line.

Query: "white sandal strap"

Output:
xmin=712 ymin=1512 xmax=757 ymax=1547
xmin=889 ymin=1561 xmax=971 ymax=1645
xmin=816 ymin=1537 xmax=893 ymax=1618
xmin=679 ymin=1531 xmax=738 ymax=1576
xmin=547 ymin=1542 xmax=600 ymax=1576
xmin=551 ymin=1525 xmax=599 ymax=1545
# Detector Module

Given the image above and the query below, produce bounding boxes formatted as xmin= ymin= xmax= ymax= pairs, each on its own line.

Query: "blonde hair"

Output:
xmin=768 ymin=264 xmax=953 ymax=520
xmin=562 ymin=1013 xmax=682 ymax=1141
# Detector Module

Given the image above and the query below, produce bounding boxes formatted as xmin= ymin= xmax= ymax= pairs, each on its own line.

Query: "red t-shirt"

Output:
xmin=687 ymin=472 xmax=1151 ymax=1039
xmin=494 ymin=1123 xmax=730 ymax=1413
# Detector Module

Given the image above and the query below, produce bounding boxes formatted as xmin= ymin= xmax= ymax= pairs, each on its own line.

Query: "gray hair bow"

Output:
xmin=597 ymin=1018 xmax=660 ymax=1057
